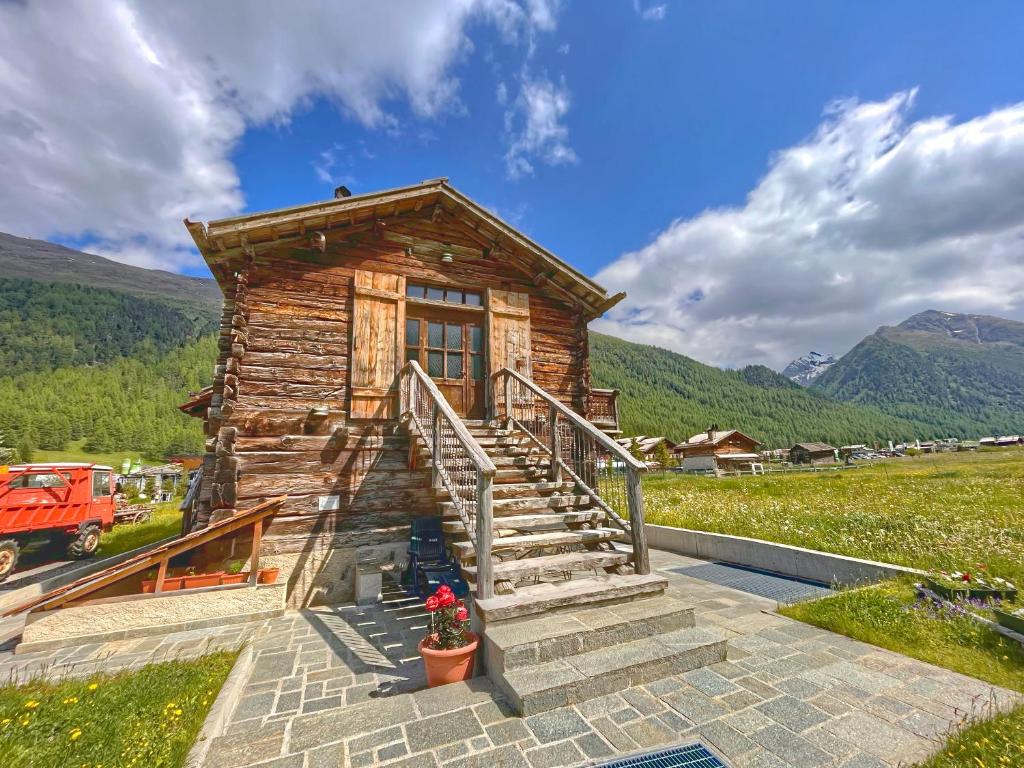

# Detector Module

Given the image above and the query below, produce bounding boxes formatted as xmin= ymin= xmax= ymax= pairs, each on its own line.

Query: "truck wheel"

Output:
xmin=67 ymin=525 xmax=101 ymax=559
xmin=0 ymin=540 xmax=19 ymax=582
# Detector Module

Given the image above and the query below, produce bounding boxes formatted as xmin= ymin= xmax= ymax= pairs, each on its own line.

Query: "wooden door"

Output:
xmin=350 ymin=269 xmax=405 ymax=419
xmin=405 ymin=309 xmax=485 ymax=418
xmin=486 ymin=289 xmax=531 ymax=378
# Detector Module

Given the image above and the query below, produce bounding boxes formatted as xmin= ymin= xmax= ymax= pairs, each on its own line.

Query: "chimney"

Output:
xmin=707 ymin=423 xmax=719 ymax=441
xmin=334 ymin=185 xmax=351 ymax=199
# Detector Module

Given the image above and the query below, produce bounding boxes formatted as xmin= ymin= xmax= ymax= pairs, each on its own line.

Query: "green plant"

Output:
xmin=226 ymin=560 xmax=245 ymax=575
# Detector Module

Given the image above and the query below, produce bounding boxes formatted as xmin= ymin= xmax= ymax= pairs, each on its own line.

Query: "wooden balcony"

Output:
xmin=588 ymin=388 xmax=621 ymax=435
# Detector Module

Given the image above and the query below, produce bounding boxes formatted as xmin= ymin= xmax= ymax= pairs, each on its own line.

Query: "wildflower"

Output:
xmin=88 ymin=683 xmax=98 ymax=691
xmin=63 ymin=696 xmax=79 ymax=704
xmin=24 ymin=700 xmax=39 ymax=709
xmin=69 ymin=727 xmax=83 ymax=741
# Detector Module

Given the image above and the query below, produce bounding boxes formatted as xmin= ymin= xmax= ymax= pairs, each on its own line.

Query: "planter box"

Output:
xmin=925 ymin=577 xmax=1018 ymax=602
xmin=994 ymin=609 xmax=1024 ymax=636
xmin=141 ymin=568 xmax=279 ymax=593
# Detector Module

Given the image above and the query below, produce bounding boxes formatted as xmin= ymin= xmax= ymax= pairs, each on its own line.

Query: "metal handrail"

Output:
xmin=491 ymin=367 xmax=650 ymax=576
xmin=400 ymin=360 xmax=496 ymax=599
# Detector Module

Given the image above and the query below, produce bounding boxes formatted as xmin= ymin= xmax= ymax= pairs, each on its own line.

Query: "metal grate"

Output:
xmin=671 ymin=561 xmax=834 ymax=604
xmin=594 ymin=743 xmax=728 ymax=768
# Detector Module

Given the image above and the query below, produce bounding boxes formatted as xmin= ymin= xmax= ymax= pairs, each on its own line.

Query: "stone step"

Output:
xmin=440 ymin=495 xmax=590 ymax=518
xmin=494 ymin=625 xmax=728 ymax=716
xmin=435 ymin=481 xmax=574 ymax=501
xmin=443 ymin=511 xmax=605 ymax=536
xmin=473 ymin=573 xmax=668 ymax=623
xmin=484 ymin=594 xmax=696 ymax=673
xmin=462 ymin=550 xmax=628 ymax=583
xmin=451 ymin=527 xmax=626 ymax=561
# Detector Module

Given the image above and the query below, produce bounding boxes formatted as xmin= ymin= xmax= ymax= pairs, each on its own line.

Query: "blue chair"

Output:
xmin=402 ymin=517 xmax=469 ymax=599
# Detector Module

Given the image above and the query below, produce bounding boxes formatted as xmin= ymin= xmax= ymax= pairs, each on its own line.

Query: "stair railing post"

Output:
xmin=431 ymin=404 xmax=441 ymax=489
xmin=503 ymin=373 xmax=514 ymax=425
xmin=475 ymin=471 xmax=494 ymax=600
xmin=548 ymin=404 xmax=562 ymax=484
xmin=625 ymin=466 xmax=650 ymax=575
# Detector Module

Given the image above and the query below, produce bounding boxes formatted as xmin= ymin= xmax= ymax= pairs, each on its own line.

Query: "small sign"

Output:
xmin=0 ymin=466 xmax=7 ymax=474
xmin=318 ymin=495 xmax=341 ymax=512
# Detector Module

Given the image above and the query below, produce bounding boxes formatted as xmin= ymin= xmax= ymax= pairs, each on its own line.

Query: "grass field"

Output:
xmin=0 ymin=651 xmax=237 ymax=768
xmin=98 ymin=500 xmax=183 ymax=557
xmin=31 ymin=439 xmax=142 ymax=470
xmin=644 ymin=449 xmax=1024 ymax=584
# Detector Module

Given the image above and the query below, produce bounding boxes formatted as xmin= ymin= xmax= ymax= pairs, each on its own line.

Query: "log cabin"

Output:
xmin=181 ymin=178 xmax=662 ymax=620
xmin=675 ymin=428 xmax=762 ymax=473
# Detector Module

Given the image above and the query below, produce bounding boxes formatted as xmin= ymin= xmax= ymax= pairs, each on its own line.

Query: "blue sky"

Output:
xmin=3 ymin=1 xmax=1024 ymax=368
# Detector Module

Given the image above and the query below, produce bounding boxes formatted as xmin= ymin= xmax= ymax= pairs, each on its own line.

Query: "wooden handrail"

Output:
xmin=402 ymin=361 xmax=496 ymax=476
xmin=493 ymin=367 xmax=647 ymax=472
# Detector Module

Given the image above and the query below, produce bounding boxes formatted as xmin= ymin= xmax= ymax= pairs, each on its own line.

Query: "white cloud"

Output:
xmin=504 ymin=74 xmax=577 ymax=179
xmin=633 ymin=1 xmax=667 ymax=22
xmin=0 ymin=0 xmax=561 ymax=272
xmin=593 ymin=91 xmax=1024 ymax=369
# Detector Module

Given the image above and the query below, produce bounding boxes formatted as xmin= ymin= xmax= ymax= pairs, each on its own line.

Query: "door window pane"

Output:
xmin=405 ymin=348 xmax=419 ymax=363
xmin=464 ymin=291 xmax=481 ymax=306
xmin=427 ymin=351 xmax=444 ymax=377
xmin=447 ymin=353 xmax=464 ymax=379
xmin=446 ymin=323 xmax=463 ymax=350
xmin=427 ymin=286 xmax=445 ymax=301
xmin=427 ymin=321 xmax=444 ymax=348
xmin=471 ymin=354 xmax=483 ymax=380
xmin=405 ymin=318 xmax=420 ymax=347
xmin=469 ymin=325 xmax=482 ymax=352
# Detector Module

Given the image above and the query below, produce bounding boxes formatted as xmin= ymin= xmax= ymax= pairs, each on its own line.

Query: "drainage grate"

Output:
xmin=670 ymin=561 xmax=834 ymax=604
xmin=594 ymin=743 xmax=729 ymax=768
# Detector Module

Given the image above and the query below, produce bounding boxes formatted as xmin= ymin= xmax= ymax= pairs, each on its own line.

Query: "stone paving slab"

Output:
xmin=1 ymin=550 xmax=1019 ymax=768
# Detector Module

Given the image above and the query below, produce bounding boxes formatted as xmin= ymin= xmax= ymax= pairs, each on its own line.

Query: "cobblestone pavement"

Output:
xmin=2 ymin=550 xmax=1019 ymax=767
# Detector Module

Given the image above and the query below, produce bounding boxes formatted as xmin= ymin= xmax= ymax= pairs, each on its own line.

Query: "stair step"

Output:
xmin=484 ymin=595 xmax=696 ymax=672
xmin=451 ymin=527 xmax=626 ymax=560
xmin=462 ymin=550 xmax=628 ymax=582
xmin=440 ymin=495 xmax=589 ymax=518
xmin=422 ymin=454 xmax=549 ymax=469
xmin=496 ymin=625 xmax=728 ymax=715
xmin=443 ymin=511 xmax=605 ymax=535
xmin=436 ymin=481 xmax=574 ymax=501
xmin=474 ymin=573 xmax=668 ymax=622
xmin=495 ymin=468 xmax=549 ymax=483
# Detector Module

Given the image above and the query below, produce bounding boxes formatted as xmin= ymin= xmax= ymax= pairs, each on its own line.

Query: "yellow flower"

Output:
xmin=88 ymin=683 xmax=98 ymax=691
xmin=24 ymin=700 xmax=39 ymax=709
xmin=63 ymin=696 xmax=79 ymax=704
xmin=70 ymin=727 xmax=83 ymax=741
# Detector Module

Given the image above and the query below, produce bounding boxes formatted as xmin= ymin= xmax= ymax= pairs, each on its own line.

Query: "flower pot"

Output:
xmin=187 ymin=572 xmax=224 ymax=589
xmin=141 ymin=579 xmax=156 ymax=593
xmin=221 ymin=573 xmax=249 ymax=585
xmin=418 ymin=632 xmax=478 ymax=688
xmin=258 ymin=567 xmax=280 ymax=585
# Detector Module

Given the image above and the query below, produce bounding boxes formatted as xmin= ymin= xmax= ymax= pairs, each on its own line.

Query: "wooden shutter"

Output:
xmin=350 ymin=269 xmax=405 ymax=419
xmin=486 ymin=289 xmax=532 ymax=378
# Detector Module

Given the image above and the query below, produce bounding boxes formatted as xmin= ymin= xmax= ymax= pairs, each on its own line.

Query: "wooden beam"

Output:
xmin=248 ymin=519 xmax=262 ymax=586
xmin=154 ymin=557 xmax=168 ymax=594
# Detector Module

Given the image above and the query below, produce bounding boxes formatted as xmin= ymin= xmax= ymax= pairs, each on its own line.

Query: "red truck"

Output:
xmin=0 ymin=463 xmax=115 ymax=581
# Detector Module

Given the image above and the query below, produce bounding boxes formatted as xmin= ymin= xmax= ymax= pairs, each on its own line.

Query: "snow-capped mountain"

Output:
xmin=782 ymin=351 xmax=837 ymax=386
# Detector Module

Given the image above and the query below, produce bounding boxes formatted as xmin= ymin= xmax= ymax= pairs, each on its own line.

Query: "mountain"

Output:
xmin=782 ymin=351 xmax=837 ymax=386
xmin=813 ymin=310 xmax=1024 ymax=436
xmin=589 ymin=333 xmax=935 ymax=447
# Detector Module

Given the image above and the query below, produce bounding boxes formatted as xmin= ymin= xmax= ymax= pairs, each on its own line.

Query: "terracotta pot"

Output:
xmin=418 ymin=632 xmax=479 ymax=688
xmin=258 ymin=567 xmax=280 ymax=584
xmin=140 ymin=579 xmax=156 ymax=593
xmin=221 ymin=573 xmax=249 ymax=585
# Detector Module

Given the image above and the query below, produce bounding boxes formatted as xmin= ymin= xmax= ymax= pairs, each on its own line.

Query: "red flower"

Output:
xmin=425 ymin=596 xmax=440 ymax=612
xmin=455 ymin=606 xmax=469 ymax=622
xmin=437 ymin=590 xmax=456 ymax=608
xmin=436 ymin=584 xmax=453 ymax=596
xmin=961 ymin=572 xmax=971 ymax=582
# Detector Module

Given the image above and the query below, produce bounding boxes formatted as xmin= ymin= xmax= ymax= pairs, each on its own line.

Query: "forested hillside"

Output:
xmin=590 ymin=332 xmax=938 ymax=447
xmin=814 ymin=311 xmax=1024 ymax=436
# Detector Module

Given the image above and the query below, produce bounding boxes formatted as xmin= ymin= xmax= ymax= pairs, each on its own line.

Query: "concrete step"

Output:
xmin=484 ymin=595 xmax=696 ymax=673
xmin=440 ymin=495 xmax=590 ymax=518
xmin=462 ymin=550 xmax=628 ymax=583
xmin=451 ymin=527 xmax=626 ymax=561
xmin=494 ymin=624 xmax=728 ymax=715
xmin=435 ymin=481 xmax=574 ymax=501
xmin=473 ymin=572 xmax=667 ymax=622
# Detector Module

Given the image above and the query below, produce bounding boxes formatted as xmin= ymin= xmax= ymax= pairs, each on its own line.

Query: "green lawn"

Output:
xmin=645 ymin=449 xmax=1024 ymax=584
xmin=0 ymin=651 xmax=237 ymax=768
xmin=31 ymin=439 xmax=141 ymax=470
xmin=99 ymin=500 xmax=183 ymax=558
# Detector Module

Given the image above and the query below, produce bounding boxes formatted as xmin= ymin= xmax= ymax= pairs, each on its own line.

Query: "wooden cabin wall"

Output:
xmin=196 ymin=221 xmax=590 ymax=605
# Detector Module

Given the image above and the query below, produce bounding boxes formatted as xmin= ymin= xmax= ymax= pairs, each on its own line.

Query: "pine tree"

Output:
xmin=0 ymin=430 xmax=14 ymax=464
xmin=653 ymin=440 xmax=673 ymax=468
xmin=628 ymin=437 xmax=645 ymax=461
xmin=17 ymin=436 xmax=34 ymax=463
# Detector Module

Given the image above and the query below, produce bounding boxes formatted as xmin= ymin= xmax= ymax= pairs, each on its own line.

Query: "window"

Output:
xmin=406 ymin=283 xmax=481 ymax=307
xmin=92 ymin=470 xmax=111 ymax=498
xmin=9 ymin=472 xmax=67 ymax=489
xmin=406 ymin=316 xmax=483 ymax=382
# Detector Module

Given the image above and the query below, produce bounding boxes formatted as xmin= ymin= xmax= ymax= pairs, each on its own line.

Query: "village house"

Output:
xmin=615 ymin=435 xmax=679 ymax=466
xmin=789 ymin=441 xmax=837 ymax=466
xmin=674 ymin=427 xmax=761 ymax=473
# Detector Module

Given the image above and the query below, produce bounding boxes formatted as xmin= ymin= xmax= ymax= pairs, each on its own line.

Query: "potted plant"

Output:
xmin=221 ymin=560 xmax=248 ymax=585
xmin=925 ymin=569 xmax=1017 ymax=602
xmin=258 ymin=566 xmax=280 ymax=584
xmin=418 ymin=585 xmax=478 ymax=687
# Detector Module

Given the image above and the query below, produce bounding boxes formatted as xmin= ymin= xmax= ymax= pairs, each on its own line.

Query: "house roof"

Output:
xmin=791 ymin=442 xmax=835 ymax=452
xmin=178 ymin=386 xmax=213 ymax=417
xmin=184 ymin=178 xmax=623 ymax=319
xmin=615 ymin=436 xmax=677 ymax=453
xmin=684 ymin=430 xmax=761 ymax=447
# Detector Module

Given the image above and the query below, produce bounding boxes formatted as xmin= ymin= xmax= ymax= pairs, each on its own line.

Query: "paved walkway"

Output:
xmin=1 ymin=549 xmax=1018 ymax=768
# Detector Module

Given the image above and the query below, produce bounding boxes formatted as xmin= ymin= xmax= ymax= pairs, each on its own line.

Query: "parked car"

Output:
xmin=0 ymin=463 xmax=116 ymax=581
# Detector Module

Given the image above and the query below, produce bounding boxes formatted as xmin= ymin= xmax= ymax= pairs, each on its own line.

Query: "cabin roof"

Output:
xmin=791 ymin=442 xmax=835 ymax=452
xmin=684 ymin=429 xmax=761 ymax=447
xmin=184 ymin=178 xmax=623 ymax=318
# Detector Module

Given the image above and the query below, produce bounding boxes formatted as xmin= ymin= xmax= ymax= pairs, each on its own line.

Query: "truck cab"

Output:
xmin=0 ymin=463 xmax=115 ymax=581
